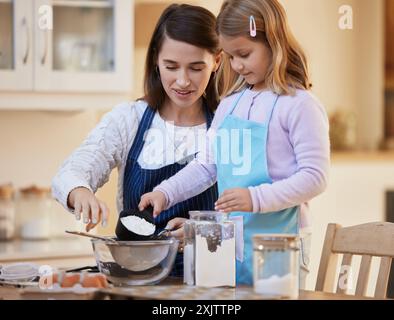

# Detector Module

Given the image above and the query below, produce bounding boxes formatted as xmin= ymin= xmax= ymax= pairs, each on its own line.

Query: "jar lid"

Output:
xmin=0 ymin=184 xmax=14 ymax=200
xmin=188 ymin=211 xmax=226 ymax=222
xmin=253 ymin=234 xmax=298 ymax=241
xmin=253 ymin=234 xmax=299 ymax=250
xmin=19 ymin=185 xmax=51 ymax=198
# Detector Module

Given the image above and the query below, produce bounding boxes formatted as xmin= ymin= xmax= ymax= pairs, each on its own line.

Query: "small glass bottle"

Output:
xmin=0 ymin=184 xmax=15 ymax=241
xmin=16 ymin=185 xmax=52 ymax=240
xmin=253 ymin=234 xmax=300 ymax=299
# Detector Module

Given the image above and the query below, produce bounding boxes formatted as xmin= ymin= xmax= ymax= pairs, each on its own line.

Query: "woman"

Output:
xmin=52 ymin=4 xmax=225 ymax=276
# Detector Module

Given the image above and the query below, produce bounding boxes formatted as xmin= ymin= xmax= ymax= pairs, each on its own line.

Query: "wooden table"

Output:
xmin=96 ymin=282 xmax=376 ymax=300
xmin=0 ymin=278 xmax=380 ymax=300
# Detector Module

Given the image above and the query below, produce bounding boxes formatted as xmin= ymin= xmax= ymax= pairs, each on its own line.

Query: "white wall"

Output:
xmin=354 ymin=0 xmax=385 ymax=150
xmin=282 ymin=0 xmax=384 ymax=149
xmin=282 ymin=0 xmax=358 ymax=115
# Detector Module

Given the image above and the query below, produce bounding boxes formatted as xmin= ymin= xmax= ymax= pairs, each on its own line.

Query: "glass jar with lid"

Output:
xmin=16 ymin=185 xmax=52 ymax=240
xmin=253 ymin=234 xmax=300 ymax=299
xmin=0 ymin=184 xmax=15 ymax=241
xmin=184 ymin=211 xmax=235 ymax=287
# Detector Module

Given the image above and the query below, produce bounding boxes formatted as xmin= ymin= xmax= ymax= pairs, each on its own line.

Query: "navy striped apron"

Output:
xmin=123 ymin=103 xmax=218 ymax=277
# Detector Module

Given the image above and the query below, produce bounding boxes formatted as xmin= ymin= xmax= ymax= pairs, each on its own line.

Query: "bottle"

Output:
xmin=184 ymin=211 xmax=235 ymax=287
xmin=253 ymin=234 xmax=300 ymax=299
xmin=16 ymin=185 xmax=52 ymax=240
xmin=0 ymin=184 xmax=15 ymax=241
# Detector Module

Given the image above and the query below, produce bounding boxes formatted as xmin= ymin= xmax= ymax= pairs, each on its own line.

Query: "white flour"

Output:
xmin=195 ymin=234 xmax=235 ymax=287
xmin=254 ymin=273 xmax=299 ymax=298
xmin=120 ymin=215 xmax=155 ymax=236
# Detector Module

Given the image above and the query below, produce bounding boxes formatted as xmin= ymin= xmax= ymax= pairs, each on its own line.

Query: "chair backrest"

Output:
xmin=315 ymin=222 xmax=394 ymax=298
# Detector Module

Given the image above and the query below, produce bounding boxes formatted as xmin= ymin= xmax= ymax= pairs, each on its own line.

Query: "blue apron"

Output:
xmin=215 ymin=89 xmax=299 ymax=285
xmin=123 ymin=103 xmax=218 ymax=277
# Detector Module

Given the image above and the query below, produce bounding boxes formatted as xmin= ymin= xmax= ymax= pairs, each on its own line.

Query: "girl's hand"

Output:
xmin=214 ymin=188 xmax=253 ymax=213
xmin=138 ymin=191 xmax=167 ymax=218
xmin=67 ymin=187 xmax=109 ymax=232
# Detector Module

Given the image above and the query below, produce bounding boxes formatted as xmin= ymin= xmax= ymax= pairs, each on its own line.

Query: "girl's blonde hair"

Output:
xmin=216 ymin=0 xmax=312 ymax=96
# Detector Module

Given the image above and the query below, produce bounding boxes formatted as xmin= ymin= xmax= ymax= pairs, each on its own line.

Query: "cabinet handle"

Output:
xmin=41 ymin=30 xmax=48 ymax=65
xmin=21 ymin=17 xmax=30 ymax=65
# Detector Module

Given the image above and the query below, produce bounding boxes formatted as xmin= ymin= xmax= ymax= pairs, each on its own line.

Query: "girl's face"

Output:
xmin=157 ymin=36 xmax=221 ymax=109
xmin=219 ymin=35 xmax=272 ymax=91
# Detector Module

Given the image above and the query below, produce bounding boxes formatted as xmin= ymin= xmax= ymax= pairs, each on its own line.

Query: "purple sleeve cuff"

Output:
xmin=153 ymin=185 xmax=172 ymax=210
xmin=248 ymin=186 xmax=262 ymax=213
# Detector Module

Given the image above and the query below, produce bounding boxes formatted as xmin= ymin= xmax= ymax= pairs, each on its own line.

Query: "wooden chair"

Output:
xmin=315 ymin=222 xmax=394 ymax=298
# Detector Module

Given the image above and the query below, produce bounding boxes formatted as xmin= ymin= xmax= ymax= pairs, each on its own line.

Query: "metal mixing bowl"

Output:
xmin=91 ymin=238 xmax=179 ymax=286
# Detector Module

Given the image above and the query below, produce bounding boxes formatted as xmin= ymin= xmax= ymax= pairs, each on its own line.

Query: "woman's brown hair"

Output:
xmin=216 ymin=0 xmax=312 ymax=96
xmin=143 ymin=4 xmax=226 ymax=113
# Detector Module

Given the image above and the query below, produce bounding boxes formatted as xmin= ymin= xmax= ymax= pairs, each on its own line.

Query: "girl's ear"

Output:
xmin=213 ymin=51 xmax=223 ymax=72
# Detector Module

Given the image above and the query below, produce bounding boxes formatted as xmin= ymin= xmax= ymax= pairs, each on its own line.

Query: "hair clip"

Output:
xmin=249 ymin=15 xmax=257 ymax=37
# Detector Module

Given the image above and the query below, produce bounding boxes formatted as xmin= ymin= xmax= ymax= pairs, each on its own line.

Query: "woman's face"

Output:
xmin=157 ymin=36 xmax=220 ymax=109
xmin=219 ymin=35 xmax=272 ymax=91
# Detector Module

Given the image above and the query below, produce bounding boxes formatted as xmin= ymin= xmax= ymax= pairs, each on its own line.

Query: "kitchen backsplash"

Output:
xmin=0 ymin=110 xmax=98 ymax=187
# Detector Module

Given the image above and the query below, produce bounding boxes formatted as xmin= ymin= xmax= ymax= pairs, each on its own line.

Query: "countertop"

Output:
xmin=0 ymin=237 xmax=94 ymax=262
xmin=331 ymin=150 xmax=394 ymax=162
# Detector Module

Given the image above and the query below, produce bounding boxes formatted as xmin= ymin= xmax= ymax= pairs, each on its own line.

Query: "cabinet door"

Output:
xmin=34 ymin=0 xmax=133 ymax=93
xmin=0 ymin=0 xmax=33 ymax=91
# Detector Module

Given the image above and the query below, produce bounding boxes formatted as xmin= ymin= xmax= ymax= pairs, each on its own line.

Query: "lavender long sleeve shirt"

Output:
xmin=155 ymin=88 xmax=330 ymax=230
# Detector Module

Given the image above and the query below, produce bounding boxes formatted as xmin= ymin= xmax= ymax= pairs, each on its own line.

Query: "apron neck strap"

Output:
xmin=228 ymin=89 xmax=248 ymax=116
xmin=266 ymin=94 xmax=280 ymax=126
xmin=129 ymin=105 xmax=156 ymax=160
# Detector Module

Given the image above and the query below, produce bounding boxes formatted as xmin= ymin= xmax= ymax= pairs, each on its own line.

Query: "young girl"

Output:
xmin=139 ymin=0 xmax=330 ymax=286
xmin=52 ymin=4 xmax=225 ymax=277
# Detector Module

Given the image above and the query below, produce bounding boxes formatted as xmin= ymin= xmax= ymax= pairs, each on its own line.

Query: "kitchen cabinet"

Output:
xmin=0 ymin=0 xmax=33 ymax=91
xmin=0 ymin=0 xmax=133 ymax=109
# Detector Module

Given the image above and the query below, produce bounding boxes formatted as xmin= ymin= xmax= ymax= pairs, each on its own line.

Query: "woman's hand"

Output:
xmin=214 ymin=188 xmax=253 ymax=213
xmin=138 ymin=191 xmax=167 ymax=218
xmin=165 ymin=217 xmax=187 ymax=239
xmin=67 ymin=187 xmax=109 ymax=232
xmin=165 ymin=217 xmax=187 ymax=252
